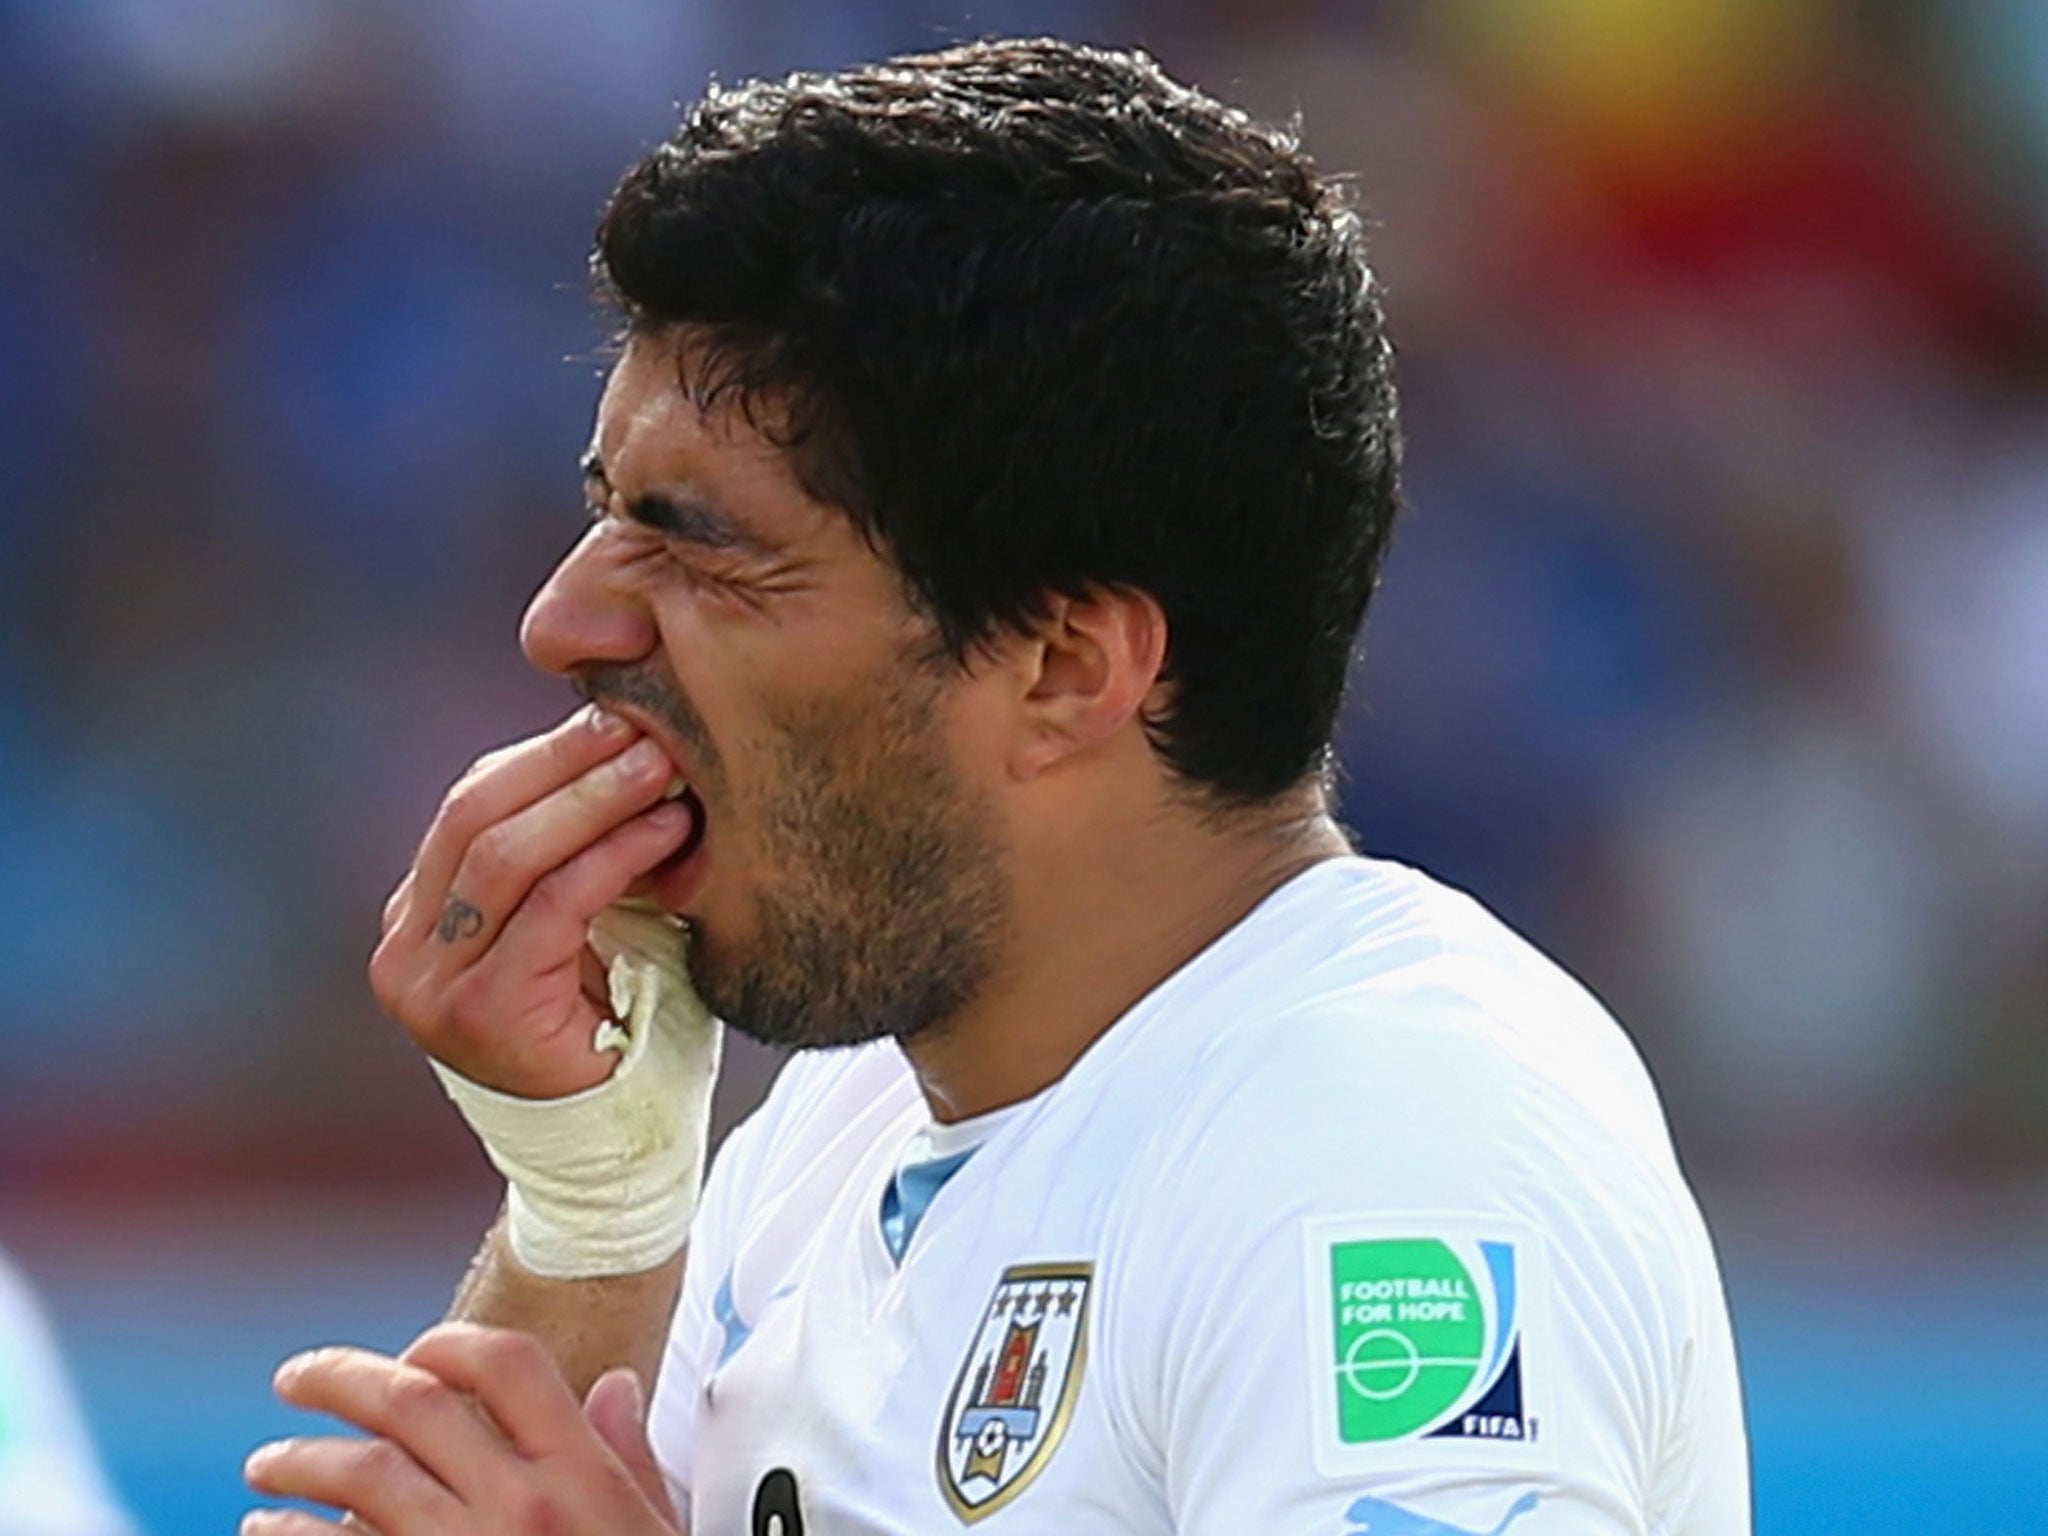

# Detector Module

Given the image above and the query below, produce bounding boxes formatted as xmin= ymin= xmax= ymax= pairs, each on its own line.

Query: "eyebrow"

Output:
xmin=581 ymin=451 xmax=772 ymax=556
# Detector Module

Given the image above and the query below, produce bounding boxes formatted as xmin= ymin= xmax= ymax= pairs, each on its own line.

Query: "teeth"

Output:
xmin=662 ymin=775 xmax=689 ymax=801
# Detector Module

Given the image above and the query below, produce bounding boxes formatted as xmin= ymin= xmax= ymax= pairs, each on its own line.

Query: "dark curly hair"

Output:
xmin=594 ymin=36 xmax=1401 ymax=806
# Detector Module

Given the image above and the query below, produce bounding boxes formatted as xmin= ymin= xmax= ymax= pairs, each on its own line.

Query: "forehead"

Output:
xmin=588 ymin=331 xmax=929 ymax=624
xmin=593 ymin=332 xmax=799 ymax=491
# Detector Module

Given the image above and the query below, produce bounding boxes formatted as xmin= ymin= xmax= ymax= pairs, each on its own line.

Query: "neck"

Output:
xmin=902 ymin=783 xmax=1351 ymax=1122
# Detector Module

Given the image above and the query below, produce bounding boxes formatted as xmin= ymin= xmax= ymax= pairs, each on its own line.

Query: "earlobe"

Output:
xmin=1008 ymin=588 xmax=1168 ymax=781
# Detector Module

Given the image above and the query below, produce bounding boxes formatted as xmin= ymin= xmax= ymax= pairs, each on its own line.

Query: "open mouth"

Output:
xmin=650 ymin=775 xmax=710 ymax=911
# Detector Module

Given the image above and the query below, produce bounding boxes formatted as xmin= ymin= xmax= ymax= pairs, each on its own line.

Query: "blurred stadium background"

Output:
xmin=1 ymin=1 xmax=2044 ymax=1531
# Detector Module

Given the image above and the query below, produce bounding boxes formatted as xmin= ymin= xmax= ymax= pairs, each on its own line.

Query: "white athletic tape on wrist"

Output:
xmin=429 ymin=901 xmax=722 ymax=1279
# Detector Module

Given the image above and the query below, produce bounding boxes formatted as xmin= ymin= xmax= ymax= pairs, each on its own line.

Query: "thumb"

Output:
xmin=585 ymin=1367 xmax=676 ymax=1517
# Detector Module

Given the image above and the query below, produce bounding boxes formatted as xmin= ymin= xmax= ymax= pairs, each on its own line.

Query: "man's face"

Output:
xmin=521 ymin=332 xmax=1009 ymax=1049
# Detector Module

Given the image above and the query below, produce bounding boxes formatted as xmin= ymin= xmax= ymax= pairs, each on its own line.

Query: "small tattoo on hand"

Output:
xmin=437 ymin=896 xmax=485 ymax=943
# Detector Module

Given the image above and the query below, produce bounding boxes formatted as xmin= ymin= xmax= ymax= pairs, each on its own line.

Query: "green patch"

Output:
xmin=1328 ymin=1238 xmax=1486 ymax=1442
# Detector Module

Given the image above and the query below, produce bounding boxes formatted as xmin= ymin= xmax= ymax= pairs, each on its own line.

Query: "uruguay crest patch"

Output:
xmin=937 ymin=1262 xmax=1093 ymax=1522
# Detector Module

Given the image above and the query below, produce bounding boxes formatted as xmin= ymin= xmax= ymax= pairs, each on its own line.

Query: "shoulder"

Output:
xmin=1086 ymin=864 xmax=1738 ymax=1507
xmin=1147 ymin=855 xmax=1685 ymax=1207
xmin=1099 ymin=856 xmax=1719 ymax=1358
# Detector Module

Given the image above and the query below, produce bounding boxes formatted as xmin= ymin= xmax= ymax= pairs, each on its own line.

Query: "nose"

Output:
xmin=520 ymin=526 xmax=660 ymax=677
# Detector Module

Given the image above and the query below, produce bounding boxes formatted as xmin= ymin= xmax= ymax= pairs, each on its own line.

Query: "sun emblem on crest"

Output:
xmin=936 ymin=1261 xmax=1094 ymax=1523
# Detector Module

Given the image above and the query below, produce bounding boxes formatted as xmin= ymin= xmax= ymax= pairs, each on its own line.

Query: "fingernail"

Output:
xmin=648 ymin=800 xmax=691 ymax=829
xmin=272 ymin=1353 xmax=307 ymax=1388
xmin=587 ymin=703 xmax=632 ymax=738
xmin=619 ymin=739 xmax=666 ymax=776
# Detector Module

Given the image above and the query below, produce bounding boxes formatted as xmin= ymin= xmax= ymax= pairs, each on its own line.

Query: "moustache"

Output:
xmin=573 ymin=664 xmax=719 ymax=768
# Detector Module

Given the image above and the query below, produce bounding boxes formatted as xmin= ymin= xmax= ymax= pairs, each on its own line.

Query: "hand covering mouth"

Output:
xmin=585 ymin=700 xmax=711 ymax=906
xmin=657 ymin=772 xmax=708 ymax=870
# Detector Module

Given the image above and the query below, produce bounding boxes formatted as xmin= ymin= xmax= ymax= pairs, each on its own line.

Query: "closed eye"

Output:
xmin=580 ymin=454 xmax=808 ymax=605
xmin=627 ymin=492 xmax=768 ymax=556
xmin=581 ymin=453 xmax=772 ymax=554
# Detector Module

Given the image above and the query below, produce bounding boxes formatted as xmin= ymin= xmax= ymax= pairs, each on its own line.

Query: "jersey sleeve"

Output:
xmin=1099 ymin=995 xmax=1747 ymax=1536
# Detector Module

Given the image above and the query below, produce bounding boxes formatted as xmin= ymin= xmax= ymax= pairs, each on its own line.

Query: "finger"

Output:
xmin=271 ymin=1346 xmax=510 ymax=1497
xmin=381 ymin=872 xmax=414 ymax=936
xmin=418 ymin=804 xmax=696 ymax=1086
xmin=434 ymin=737 xmax=680 ymax=955
xmin=584 ymin=1369 xmax=675 ymax=1519
xmin=579 ymin=946 xmax=611 ymax=1007
xmin=487 ymin=802 xmax=695 ymax=981
xmin=400 ymin=1324 xmax=591 ymax=1458
xmin=405 ymin=706 xmax=641 ymax=930
xmin=244 ymin=1434 xmax=460 ymax=1533
xmin=240 ymin=1509 xmax=357 ymax=1536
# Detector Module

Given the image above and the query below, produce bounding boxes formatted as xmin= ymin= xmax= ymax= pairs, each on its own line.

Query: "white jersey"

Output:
xmin=649 ymin=857 xmax=1749 ymax=1536
xmin=0 ymin=1251 xmax=139 ymax=1536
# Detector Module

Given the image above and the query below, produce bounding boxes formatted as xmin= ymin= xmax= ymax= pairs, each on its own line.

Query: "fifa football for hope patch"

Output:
xmin=1304 ymin=1215 xmax=1552 ymax=1475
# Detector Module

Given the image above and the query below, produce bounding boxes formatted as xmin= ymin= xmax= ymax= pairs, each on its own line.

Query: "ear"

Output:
xmin=1009 ymin=586 xmax=1168 ymax=781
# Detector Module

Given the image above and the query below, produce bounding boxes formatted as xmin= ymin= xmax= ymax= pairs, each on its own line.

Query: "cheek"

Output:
xmin=741 ymin=700 xmax=884 ymax=838
xmin=647 ymin=614 xmax=753 ymax=774
xmin=946 ymin=687 xmax=1016 ymax=790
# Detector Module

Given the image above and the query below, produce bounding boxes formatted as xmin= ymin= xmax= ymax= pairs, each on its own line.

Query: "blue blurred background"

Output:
xmin=1 ymin=1 xmax=2044 ymax=1532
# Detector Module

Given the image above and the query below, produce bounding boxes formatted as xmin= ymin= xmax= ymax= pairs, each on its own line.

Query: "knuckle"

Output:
xmin=552 ymin=714 xmax=602 ymax=763
xmin=520 ymin=870 xmax=573 ymax=927
xmin=353 ymin=1436 xmax=416 ymax=1485
xmin=366 ymin=940 xmax=405 ymax=1008
xmin=436 ymin=972 xmax=497 ymax=1040
xmin=463 ymin=745 xmax=511 ymax=784
xmin=473 ymin=1325 xmax=546 ymax=1378
xmin=463 ymin=825 xmax=517 ymax=890
xmin=380 ymin=1368 xmax=450 ymax=1428
xmin=586 ymin=1457 xmax=642 ymax=1512
xmin=366 ymin=953 xmax=394 ymax=1010
xmin=439 ymin=776 xmax=492 ymax=837
xmin=369 ymin=954 xmax=440 ymax=1035
xmin=396 ymin=1321 xmax=462 ymax=1368
xmin=510 ymin=1487 xmax=571 ymax=1536
xmin=567 ymin=761 xmax=613 ymax=804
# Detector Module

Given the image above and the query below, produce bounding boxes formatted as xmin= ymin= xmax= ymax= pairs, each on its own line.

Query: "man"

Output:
xmin=245 ymin=37 xmax=1748 ymax=1536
